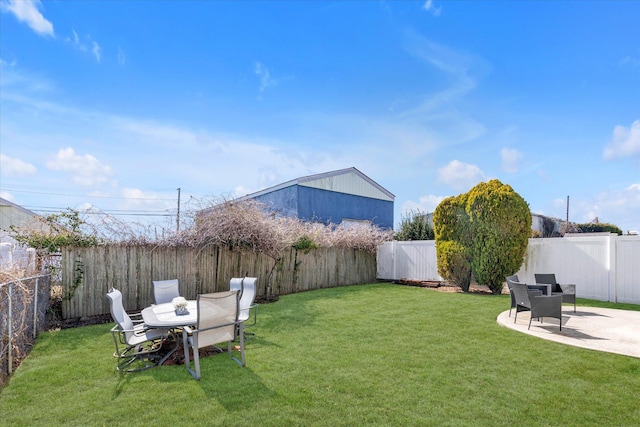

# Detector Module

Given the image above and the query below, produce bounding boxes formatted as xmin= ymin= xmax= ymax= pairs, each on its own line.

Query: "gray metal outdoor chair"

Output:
xmin=535 ymin=273 xmax=577 ymax=312
xmin=505 ymin=275 xmax=520 ymax=317
xmin=511 ymin=281 xmax=563 ymax=331
xmin=506 ymin=275 xmax=550 ymax=317
xmin=152 ymin=279 xmax=180 ymax=305
xmin=182 ymin=291 xmax=245 ymax=380
xmin=106 ymin=288 xmax=172 ymax=372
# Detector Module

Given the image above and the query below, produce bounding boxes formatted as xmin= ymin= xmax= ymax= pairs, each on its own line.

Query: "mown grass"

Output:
xmin=1 ymin=283 xmax=639 ymax=426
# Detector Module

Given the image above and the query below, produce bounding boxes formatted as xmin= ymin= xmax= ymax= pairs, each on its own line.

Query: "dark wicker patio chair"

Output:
xmin=506 ymin=275 xmax=550 ymax=317
xmin=534 ymin=273 xmax=577 ymax=312
xmin=511 ymin=281 xmax=563 ymax=331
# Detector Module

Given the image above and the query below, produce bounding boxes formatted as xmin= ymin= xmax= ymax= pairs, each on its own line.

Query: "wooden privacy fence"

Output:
xmin=61 ymin=245 xmax=376 ymax=319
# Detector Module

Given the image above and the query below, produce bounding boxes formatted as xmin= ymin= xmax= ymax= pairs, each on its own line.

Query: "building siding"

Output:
xmin=300 ymin=170 xmax=393 ymax=201
xmin=252 ymin=185 xmax=299 ymax=218
xmin=298 ymin=186 xmax=393 ymax=228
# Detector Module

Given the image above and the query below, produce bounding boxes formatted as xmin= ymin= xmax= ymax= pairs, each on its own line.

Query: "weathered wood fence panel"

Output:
xmin=61 ymin=246 xmax=376 ymax=319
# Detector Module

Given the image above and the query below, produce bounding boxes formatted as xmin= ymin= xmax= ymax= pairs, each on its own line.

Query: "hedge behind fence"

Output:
xmin=61 ymin=245 xmax=377 ymax=319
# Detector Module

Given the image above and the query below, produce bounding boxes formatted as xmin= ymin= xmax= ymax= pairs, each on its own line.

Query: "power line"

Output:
xmin=2 ymin=187 xmax=177 ymax=201
xmin=27 ymin=208 xmax=172 ymax=217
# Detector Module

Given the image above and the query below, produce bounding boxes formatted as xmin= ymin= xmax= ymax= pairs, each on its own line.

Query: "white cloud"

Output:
xmin=574 ymin=184 xmax=640 ymax=233
xmin=398 ymin=32 xmax=487 ymax=145
xmin=45 ymin=147 xmax=112 ymax=186
xmin=2 ymin=0 xmax=54 ymax=37
xmin=119 ymin=187 xmax=174 ymax=210
xmin=92 ymin=41 xmax=101 ymax=62
xmin=603 ymin=119 xmax=640 ymax=160
xmin=401 ymin=194 xmax=445 ymax=215
xmin=423 ymin=0 xmax=442 ymax=17
xmin=65 ymin=30 xmax=102 ymax=63
xmin=254 ymin=62 xmax=278 ymax=93
xmin=437 ymin=160 xmax=486 ymax=191
xmin=501 ymin=147 xmax=524 ymax=173
xmin=0 ymin=191 xmax=15 ymax=201
xmin=0 ymin=154 xmax=37 ymax=176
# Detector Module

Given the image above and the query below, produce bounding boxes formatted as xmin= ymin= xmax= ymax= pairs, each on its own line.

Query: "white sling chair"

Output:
xmin=107 ymin=288 xmax=171 ymax=372
xmin=152 ymin=279 xmax=180 ymax=305
xmin=182 ymin=291 xmax=245 ymax=380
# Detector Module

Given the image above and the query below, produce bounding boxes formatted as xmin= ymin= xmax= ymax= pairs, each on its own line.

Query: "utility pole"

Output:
xmin=565 ymin=195 xmax=570 ymax=233
xmin=177 ymin=187 xmax=181 ymax=233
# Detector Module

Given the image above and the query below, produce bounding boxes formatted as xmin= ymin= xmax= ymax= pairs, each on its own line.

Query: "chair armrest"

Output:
xmin=527 ymin=284 xmax=550 ymax=296
xmin=559 ymin=284 xmax=576 ymax=294
xmin=531 ymin=294 xmax=563 ymax=312
xmin=129 ymin=312 xmax=145 ymax=324
xmin=528 ymin=289 xmax=543 ymax=297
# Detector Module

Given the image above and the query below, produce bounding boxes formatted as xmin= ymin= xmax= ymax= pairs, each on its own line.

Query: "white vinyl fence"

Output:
xmin=377 ymin=233 xmax=640 ymax=305
xmin=377 ymin=240 xmax=442 ymax=282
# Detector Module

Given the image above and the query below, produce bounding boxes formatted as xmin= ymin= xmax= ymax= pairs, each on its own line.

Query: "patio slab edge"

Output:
xmin=497 ymin=306 xmax=640 ymax=359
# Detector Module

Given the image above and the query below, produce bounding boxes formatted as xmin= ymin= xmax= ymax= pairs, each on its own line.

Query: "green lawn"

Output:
xmin=1 ymin=283 xmax=639 ymax=426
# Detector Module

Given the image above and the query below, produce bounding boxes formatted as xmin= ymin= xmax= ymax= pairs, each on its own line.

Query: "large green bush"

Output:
xmin=466 ymin=180 xmax=531 ymax=294
xmin=433 ymin=180 xmax=530 ymax=294
xmin=433 ymin=194 xmax=472 ymax=291
xmin=435 ymin=240 xmax=472 ymax=292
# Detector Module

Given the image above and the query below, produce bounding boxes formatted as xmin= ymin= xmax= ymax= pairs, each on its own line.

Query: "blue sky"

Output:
xmin=1 ymin=0 xmax=639 ymax=233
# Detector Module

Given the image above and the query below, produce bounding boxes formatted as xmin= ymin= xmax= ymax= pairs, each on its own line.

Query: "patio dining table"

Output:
xmin=141 ymin=300 xmax=198 ymax=328
xmin=141 ymin=299 xmax=198 ymax=366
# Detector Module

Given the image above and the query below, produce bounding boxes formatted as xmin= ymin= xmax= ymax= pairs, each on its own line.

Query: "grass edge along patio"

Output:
xmin=1 ymin=283 xmax=639 ymax=426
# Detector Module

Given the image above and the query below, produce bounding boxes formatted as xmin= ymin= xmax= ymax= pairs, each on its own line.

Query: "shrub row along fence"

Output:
xmin=60 ymin=245 xmax=376 ymax=319
xmin=0 ymin=274 xmax=51 ymax=386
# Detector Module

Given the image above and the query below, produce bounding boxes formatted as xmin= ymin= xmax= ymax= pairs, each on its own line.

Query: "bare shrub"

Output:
xmin=168 ymin=197 xmax=393 ymax=255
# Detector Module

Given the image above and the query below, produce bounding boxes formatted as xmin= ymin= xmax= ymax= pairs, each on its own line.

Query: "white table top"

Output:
xmin=141 ymin=300 xmax=197 ymax=328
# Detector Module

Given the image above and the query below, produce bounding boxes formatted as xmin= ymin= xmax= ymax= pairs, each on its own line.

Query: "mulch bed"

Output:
xmin=394 ymin=279 xmax=508 ymax=295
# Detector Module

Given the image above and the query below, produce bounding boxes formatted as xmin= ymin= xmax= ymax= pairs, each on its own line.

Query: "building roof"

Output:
xmin=239 ymin=167 xmax=395 ymax=202
xmin=0 ymin=197 xmax=43 ymax=232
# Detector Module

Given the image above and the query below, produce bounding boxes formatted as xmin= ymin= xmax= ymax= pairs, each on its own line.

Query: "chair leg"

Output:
xmin=240 ymin=324 xmax=246 ymax=367
xmin=528 ymin=317 xmax=533 ymax=330
xmin=183 ymin=333 xmax=201 ymax=380
xmin=192 ymin=347 xmax=201 ymax=380
xmin=182 ymin=331 xmax=190 ymax=372
xmin=230 ymin=323 xmax=246 ymax=367
xmin=559 ymin=315 xmax=562 ymax=331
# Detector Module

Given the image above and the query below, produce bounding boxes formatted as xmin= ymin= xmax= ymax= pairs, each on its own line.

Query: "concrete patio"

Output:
xmin=497 ymin=306 xmax=640 ymax=358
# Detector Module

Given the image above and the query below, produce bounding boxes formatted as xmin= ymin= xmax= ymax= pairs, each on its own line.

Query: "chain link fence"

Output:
xmin=0 ymin=274 xmax=51 ymax=388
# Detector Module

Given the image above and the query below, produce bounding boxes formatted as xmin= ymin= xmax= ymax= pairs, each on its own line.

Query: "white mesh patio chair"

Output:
xmin=106 ymin=288 xmax=171 ymax=372
xmin=238 ymin=277 xmax=258 ymax=329
xmin=229 ymin=277 xmax=259 ymax=338
xmin=182 ymin=291 xmax=245 ymax=380
xmin=152 ymin=279 xmax=180 ymax=305
xmin=229 ymin=277 xmax=244 ymax=297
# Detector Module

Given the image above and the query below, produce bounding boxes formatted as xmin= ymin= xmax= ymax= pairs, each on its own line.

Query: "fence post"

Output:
xmin=8 ymin=281 xmax=13 ymax=375
xmin=33 ymin=277 xmax=39 ymax=339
